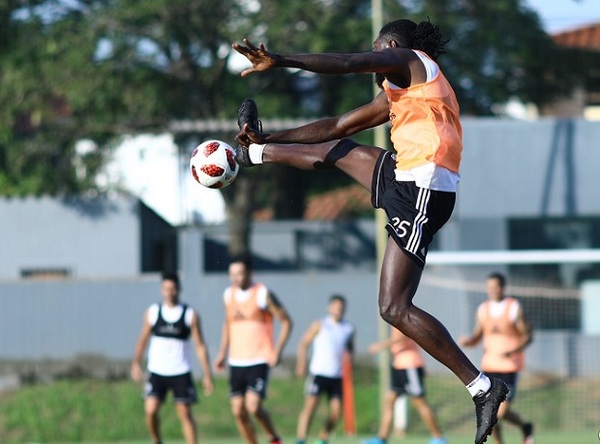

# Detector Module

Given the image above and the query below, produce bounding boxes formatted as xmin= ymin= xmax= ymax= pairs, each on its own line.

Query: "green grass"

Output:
xmin=43 ymin=430 xmax=599 ymax=444
xmin=0 ymin=367 xmax=598 ymax=443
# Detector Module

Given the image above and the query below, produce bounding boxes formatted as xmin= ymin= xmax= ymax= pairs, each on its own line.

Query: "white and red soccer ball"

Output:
xmin=190 ymin=140 xmax=239 ymax=189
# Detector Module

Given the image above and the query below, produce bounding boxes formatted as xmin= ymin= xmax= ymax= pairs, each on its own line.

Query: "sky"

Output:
xmin=524 ymin=0 xmax=600 ymax=33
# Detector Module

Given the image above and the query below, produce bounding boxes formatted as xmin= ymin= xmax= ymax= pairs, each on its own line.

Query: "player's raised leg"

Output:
xmin=235 ymin=99 xmax=381 ymax=190
xmin=379 ymin=241 xmax=508 ymax=444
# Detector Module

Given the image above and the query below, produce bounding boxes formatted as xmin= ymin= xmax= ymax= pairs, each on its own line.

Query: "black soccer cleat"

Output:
xmin=473 ymin=377 xmax=509 ymax=444
xmin=234 ymin=145 xmax=254 ymax=168
xmin=235 ymin=98 xmax=263 ymax=168
xmin=237 ymin=98 xmax=262 ymax=132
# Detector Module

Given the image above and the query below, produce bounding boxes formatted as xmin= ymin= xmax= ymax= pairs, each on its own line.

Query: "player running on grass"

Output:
xmin=365 ymin=326 xmax=447 ymax=444
xmin=295 ymin=294 xmax=355 ymax=444
xmin=232 ymin=18 xmax=508 ymax=444
xmin=460 ymin=273 xmax=534 ymax=444
xmin=131 ymin=272 xmax=214 ymax=444
xmin=213 ymin=255 xmax=293 ymax=444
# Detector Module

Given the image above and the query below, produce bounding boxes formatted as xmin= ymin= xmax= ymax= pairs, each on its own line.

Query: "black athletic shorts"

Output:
xmin=390 ymin=366 xmax=426 ymax=397
xmin=485 ymin=371 xmax=519 ymax=401
xmin=371 ymin=150 xmax=456 ymax=268
xmin=145 ymin=372 xmax=197 ymax=404
xmin=229 ymin=363 xmax=270 ymax=399
xmin=304 ymin=374 xmax=343 ymax=400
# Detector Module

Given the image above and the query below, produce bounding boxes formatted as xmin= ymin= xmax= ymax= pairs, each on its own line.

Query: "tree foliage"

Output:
xmin=0 ymin=0 xmax=584 ymax=255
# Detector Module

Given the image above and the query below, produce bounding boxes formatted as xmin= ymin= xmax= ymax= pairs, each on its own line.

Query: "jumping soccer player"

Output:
xmin=232 ymin=18 xmax=509 ymax=444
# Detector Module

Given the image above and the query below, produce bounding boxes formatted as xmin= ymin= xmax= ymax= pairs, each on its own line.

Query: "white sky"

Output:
xmin=524 ymin=0 xmax=600 ymax=33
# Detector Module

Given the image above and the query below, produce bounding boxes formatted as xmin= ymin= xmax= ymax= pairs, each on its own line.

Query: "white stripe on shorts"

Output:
xmin=406 ymin=188 xmax=430 ymax=254
xmin=406 ymin=367 xmax=424 ymax=396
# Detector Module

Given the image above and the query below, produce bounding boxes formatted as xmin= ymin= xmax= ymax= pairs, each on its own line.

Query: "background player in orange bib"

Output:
xmin=460 ymin=273 xmax=534 ymax=444
xmin=214 ymin=256 xmax=292 ymax=444
xmin=364 ymin=326 xmax=446 ymax=444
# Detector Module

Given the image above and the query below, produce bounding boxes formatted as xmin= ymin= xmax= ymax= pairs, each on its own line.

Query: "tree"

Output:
xmin=1 ymin=0 xmax=257 ymax=255
xmin=382 ymin=0 xmax=576 ymax=114
xmin=1 ymin=0 xmax=581 ymax=261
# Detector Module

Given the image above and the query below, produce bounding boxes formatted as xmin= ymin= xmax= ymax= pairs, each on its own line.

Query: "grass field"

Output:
xmin=44 ymin=430 xmax=598 ymax=443
xmin=1 ymin=365 xmax=598 ymax=443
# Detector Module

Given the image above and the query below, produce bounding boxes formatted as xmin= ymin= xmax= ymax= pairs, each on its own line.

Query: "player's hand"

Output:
xmin=130 ymin=362 xmax=144 ymax=383
xmin=213 ymin=356 xmax=226 ymax=373
xmin=268 ymin=353 xmax=281 ymax=368
xmin=458 ymin=336 xmax=470 ymax=347
xmin=232 ymin=39 xmax=279 ymax=77
xmin=203 ymin=375 xmax=214 ymax=395
xmin=235 ymin=124 xmax=268 ymax=147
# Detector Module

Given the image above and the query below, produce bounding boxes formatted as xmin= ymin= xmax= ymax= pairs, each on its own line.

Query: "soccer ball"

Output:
xmin=190 ymin=139 xmax=239 ymax=189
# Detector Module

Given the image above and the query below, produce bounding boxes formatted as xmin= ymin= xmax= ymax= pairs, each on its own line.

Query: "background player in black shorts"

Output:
xmin=131 ymin=272 xmax=213 ymax=444
xmin=295 ymin=295 xmax=354 ymax=444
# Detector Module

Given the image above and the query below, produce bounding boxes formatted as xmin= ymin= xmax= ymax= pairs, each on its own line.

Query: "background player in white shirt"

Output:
xmin=295 ymin=295 xmax=355 ymax=444
xmin=131 ymin=272 xmax=213 ymax=444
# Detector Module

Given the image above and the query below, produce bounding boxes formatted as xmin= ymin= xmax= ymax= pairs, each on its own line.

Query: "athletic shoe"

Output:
xmin=522 ymin=422 xmax=534 ymax=444
xmin=361 ymin=437 xmax=386 ymax=444
xmin=234 ymin=142 xmax=254 ymax=167
xmin=237 ymin=98 xmax=262 ymax=133
xmin=429 ymin=437 xmax=448 ymax=444
xmin=235 ymin=98 xmax=262 ymax=167
xmin=269 ymin=436 xmax=282 ymax=444
xmin=473 ymin=377 xmax=509 ymax=444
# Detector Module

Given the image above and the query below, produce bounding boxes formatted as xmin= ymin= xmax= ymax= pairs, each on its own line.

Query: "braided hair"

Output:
xmin=379 ymin=18 xmax=447 ymax=61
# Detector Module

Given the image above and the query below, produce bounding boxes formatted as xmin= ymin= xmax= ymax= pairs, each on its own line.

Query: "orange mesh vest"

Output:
xmin=383 ymin=51 xmax=462 ymax=172
xmin=225 ymin=283 xmax=274 ymax=363
xmin=390 ymin=328 xmax=425 ymax=369
xmin=480 ymin=297 xmax=525 ymax=373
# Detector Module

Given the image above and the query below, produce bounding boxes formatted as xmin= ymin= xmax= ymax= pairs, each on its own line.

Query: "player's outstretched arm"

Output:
xmin=233 ymin=39 xmax=413 ymax=77
xmin=235 ymin=91 xmax=389 ymax=147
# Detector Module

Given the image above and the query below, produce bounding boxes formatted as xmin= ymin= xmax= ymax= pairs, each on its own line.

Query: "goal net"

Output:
xmin=392 ymin=249 xmax=600 ymax=435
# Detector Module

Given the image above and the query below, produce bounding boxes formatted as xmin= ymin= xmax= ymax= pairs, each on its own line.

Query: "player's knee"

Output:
xmin=245 ymin=401 xmax=261 ymax=416
xmin=231 ymin=403 xmax=247 ymax=419
xmin=144 ymin=402 xmax=160 ymax=417
xmin=378 ymin=298 xmax=411 ymax=327
xmin=329 ymin=411 xmax=341 ymax=423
